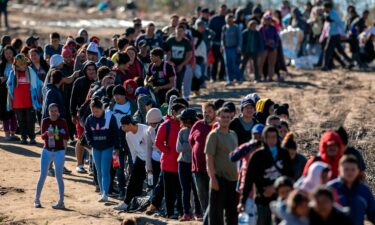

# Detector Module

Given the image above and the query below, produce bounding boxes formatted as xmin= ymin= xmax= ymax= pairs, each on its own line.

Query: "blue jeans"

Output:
xmin=35 ymin=149 xmax=65 ymax=203
xmin=224 ymin=47 xmax=242 ymax=83
xmin=92 ymin=147 xmax=113 ymax=195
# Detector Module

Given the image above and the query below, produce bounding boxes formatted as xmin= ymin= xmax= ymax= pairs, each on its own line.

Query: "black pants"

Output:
xmin=208 ymin=176 xmax=238 ymax=225
xmin=0 ymin=1 xmax=9 ymax=28
xmin=14 ymin=108 xmax=36 ymax=140
xmin=241 ymin=53 xmax=260 ymax=81
xmin=163 ymin=170 xmax=183 ymax=216
xmin=151 ymin=169 xmax=164 ymax=208
xmin=323 ymin=35 xmax=351 ymax=69
xmin=178 ymin=161 xmax=202 ymax=215
xmin=210 ymin=44 xmax=225 ymax=81
xmin=124 ymin=157 xmax=146 ymax=205
xmin=175 ymin=65 xmax=186 ymax=93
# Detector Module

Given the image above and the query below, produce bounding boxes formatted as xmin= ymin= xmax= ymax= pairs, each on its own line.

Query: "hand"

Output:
xmin=47 ymin=130 xmax=54 ymax=137
xmin=210 ymin=178 xmax=219 ymax=191
xmin=73 ymin=71 xmax=80 ymax=78
xmin=263 ymin=185 xmax=275 ymax=198
xmin=177 ymin=64 xmax=183 ymax=72
xmin=237 ymin=203 xmax=245 ymax=213
xmin=153 ymin=86 xmax=160 ymax=93
xmin=71 ymin=116 xmax=76 ymax=124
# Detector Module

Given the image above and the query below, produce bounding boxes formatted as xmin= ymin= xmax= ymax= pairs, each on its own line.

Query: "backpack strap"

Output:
xmin=103 ymin=110 xmax=113 ymax=129
xmin=165 ymin=120 xmax=170 ymax=146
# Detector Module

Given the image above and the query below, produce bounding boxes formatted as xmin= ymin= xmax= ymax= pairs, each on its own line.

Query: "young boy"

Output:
xmin=44 ymin=32 xmax=63 ymax=62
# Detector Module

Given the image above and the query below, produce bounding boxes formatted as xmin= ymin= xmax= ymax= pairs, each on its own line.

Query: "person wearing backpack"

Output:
xmin=114 ymin=115 xmax=149 ymax=211
xmin=154 ymin=103 xmax=186 ymax=219
xmin=84 ymin=97 xmax=119 ymax=202
xmin=144 ymin=47 xmax=175 ymax=105
xmin=239 ymin=125 xmax=293 ymax=225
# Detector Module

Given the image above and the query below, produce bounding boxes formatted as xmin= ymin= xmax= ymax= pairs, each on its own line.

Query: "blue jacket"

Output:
xmin=327 ymin=9 xmax=345 ymax=36
xmin=42 ymin=84 xmax=64 ymax=119
xmin=84 ymin=111 xmax=120 ymax=150
xmin=328 ymin=178 xmax=375 ymax=225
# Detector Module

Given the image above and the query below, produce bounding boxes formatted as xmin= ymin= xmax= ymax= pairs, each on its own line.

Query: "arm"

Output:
xmin=205 ymin=131 xmax=219 ymax=190
xmin=179 ymin=51 xmax=192 ymax=68
xmin=240 ymin=154 xmax=256 ymax=204
xmin=70 ymin=79 xmax=80 ymax=117
xmin=237 ymin=26 xmax=243 ymax=50
xmin=84 ymin=117 xmax=93 ymax=147
xmin=176 ymin=129 xmax=190 ymax=153
xmin=63 ymin=71 xmax=80 ymax=85
xmin=188 ymin=125 xmax=196 ymax=149
xmin=365 ymin=186 xmax=375 ymax=223
xmin=110 ymin=116 xmax=120 ymax=149
xmin=229 ymin=140 xmax=262 ymax=162
xmin=155 ymin=123 xmax=169 ymax=153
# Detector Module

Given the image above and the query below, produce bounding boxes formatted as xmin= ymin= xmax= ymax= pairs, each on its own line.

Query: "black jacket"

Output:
xmin=70 ymin=76 xmax=94 ymax=117
xmin=241 ymin=146 xmax=293 ymax=205
xmin=229 ymin=117 xmax=256 ymax=146
xmin=309 ymin=207 xmax=353 ymax=225
xmin=42 ymin=84 xmax=64 ymax=119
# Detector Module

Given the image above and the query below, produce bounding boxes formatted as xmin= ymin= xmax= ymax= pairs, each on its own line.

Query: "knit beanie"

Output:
xmin=274 ymin=104 xmax=289 ymax=117
xmin=135 ymin=87 xmax=150 ymax=97
xmin=112 ymin=85 xmax=126 ymax=96
xmin=245 ymin=93 xmax=260 ymax=105
xmin=146 ymin=108 xmax=163 ymax=124
xmin=50 ymin=54 xmax=64 ymax=68
xmin=223 ymin=102 xmax=236 ymax=113
xmin=240 ymin=98 xmax=255 ymax=112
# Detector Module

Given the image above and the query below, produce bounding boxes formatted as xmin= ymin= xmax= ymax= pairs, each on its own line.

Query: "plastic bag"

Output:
xmin=194 ymin=64 xmax=202 ymax=79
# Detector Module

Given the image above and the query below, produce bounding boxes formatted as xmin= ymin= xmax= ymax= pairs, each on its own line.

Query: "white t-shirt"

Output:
xmin=126 ymin=124 xmax=148 ymax=162
xmin=147 ymin=126 xmax=162 ymax=162
xmin=112 ymin=102 xmax=131 ymax=128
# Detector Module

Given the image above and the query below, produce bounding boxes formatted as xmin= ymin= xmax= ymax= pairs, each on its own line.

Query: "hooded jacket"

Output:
xmin=133 ymin=95 xmax=152 ymax=124
xmin=70 ymin=61 xmax=96 ymax=117
xmin=303 ymin=131 xmax=344 ymax=179
xmin=123 ymin=79 xmax=138 ymax=101
xmin=254 ymin=98 xmax=274 ymax=124
xmin=295 ymin=161 xmax=329 ymax=193
xmin=42 ymin=84 xmax=64 ymax=119
xmin=155 ymin=115 xmax=181 ymax=173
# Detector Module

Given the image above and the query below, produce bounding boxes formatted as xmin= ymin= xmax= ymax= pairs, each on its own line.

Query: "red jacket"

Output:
xmin=155 ymin=115 xmax=181 ymax=173
xmin=303 ymin=131 xmax=344 ymax=179
xmin=189 ymin=120 xmax=213 ymax=173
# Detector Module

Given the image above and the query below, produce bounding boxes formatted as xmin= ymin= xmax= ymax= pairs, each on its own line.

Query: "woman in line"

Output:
xmin=34 ymin=103 xmax=69 ymax=209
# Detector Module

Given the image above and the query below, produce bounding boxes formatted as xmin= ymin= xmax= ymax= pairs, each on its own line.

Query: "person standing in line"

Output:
xmin=205 ymin=107 xmax=239 ymax=225
xmin=34 ymin=103 xmax=69 ymax=209
xmin=84 ymin=97 xmax=119 ymax=202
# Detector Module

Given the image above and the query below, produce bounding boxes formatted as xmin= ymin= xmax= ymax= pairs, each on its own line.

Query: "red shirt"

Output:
xmin=189 ymin=120 xmax=213 ymax=173
xmin=13 ymin=71 xmax=32 ymax=109
xmin=127 ymin=60 xmax=142 ymax=79
xmin=41 ymin=118 xmax=70 ymax=150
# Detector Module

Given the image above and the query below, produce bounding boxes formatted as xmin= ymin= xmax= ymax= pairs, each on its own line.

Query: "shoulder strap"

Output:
xmin=165 ymin=120 xmax=170 ymax=146
xmin=103 ymin=110 xmax=113 ymax=129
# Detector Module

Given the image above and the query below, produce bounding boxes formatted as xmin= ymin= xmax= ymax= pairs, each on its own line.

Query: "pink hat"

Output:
xmin=62 ymin=46 xmax=73 ymax=57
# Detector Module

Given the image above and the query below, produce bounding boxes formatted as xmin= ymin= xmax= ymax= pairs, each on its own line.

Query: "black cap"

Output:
xmin=112 ymin=85 xmax=127 ymax=96
xmin=121 ymin=115 xmax=136 ymax=125
xmin=26 ymin=36 xmax=39 ymax=46
xmin=201 ymin=8 xmax=209 ymax=13
xmin=75 ymin=36 xmax=85 ymax=45
xmin=137 ymin=39 xmax=147 ymax=48
xmin=222 ymin=102 xmax=236 ymax=113
xmin=178 ymin=108 xmax=197 ymax=120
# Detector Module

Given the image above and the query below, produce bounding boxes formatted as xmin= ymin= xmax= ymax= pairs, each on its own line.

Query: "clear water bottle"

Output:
xmin=48 ymin=125 xmax=55 ymax=148
xmin=238 ymin=212 xmax=250 ymax=225
xmin=147 ymin=173 xmax=153 ymax=186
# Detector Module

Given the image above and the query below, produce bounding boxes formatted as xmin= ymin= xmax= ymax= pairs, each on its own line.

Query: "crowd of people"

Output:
xmin=0 ymin=1 xmax=375 ymax=225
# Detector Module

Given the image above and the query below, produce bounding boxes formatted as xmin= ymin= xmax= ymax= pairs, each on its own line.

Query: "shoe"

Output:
xmin=34 ymin=200 xmax=42 ymax=208
xmin=179 ymin=214 xmax=192 ymax=221
xmin=48 ymin=168 xmax=55 ymax=177
xmin=68 ymin=140 xmax=77 ymax=146
xmin=52 ymin=202 xmax=65 ymax=210
xmin=347 ymin=64 xmax=355 ymax=70
xmin=98 ymin=194 xmax=108 ymax=202
xmin=114 ymin=202 xmax=128 ymax=211
xmin=29 ymin=139 xmax=37 ymax=145
xmin=167 ymin=214 xmax=179 ymax=220
xmin=194 ymin=214 xmax=203 ymax=221
xmin=76 ymin=165 xmax=87 ymax=174
xmin=145 ymin=204 xmax=158 ymax=215
xmin=321 ymin=67 xmax=330 ymax=71
xmin=225 ymin=82 xmax=233 ymax=87
xmin=63 ymin=167 xmax=72 ymax=174
xmin=95 ymin=186 xmax=100 ymax=193
xmin=20 ymin=139 xmax=28 ymax=145
xmin=10 ymin=135 xmax=20 ymax=141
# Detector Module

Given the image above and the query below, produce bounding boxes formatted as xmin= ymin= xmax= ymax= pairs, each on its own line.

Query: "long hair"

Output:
xmin=0 ymin=45 xmax=16 ymax=79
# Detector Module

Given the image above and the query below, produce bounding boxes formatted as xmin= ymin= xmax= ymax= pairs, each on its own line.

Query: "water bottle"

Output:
xmin=54 ymin=126 xmax=60 ymax=141
xmin=48 ymin=125 xmax=55 ymax=148
xmin=238 ymin=212 xmax=250 ymax=225
xmin=147 ymin=173 xmax=153 ymax=186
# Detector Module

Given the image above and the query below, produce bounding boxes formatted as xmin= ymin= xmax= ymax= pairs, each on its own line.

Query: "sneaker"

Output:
xmin=167 ymin=214 xmax=179 ymax=220
xmin=63 ymin=167 xmax=72 ymax=174
xmin=29 ymin=139 xmax=37 ymax=145
xmin=114 ymin=202 xmax=128 ymax=211
xmin=48 ymin=168 xmax=55 ymax=177
xmin=98 ymin=194 xmax=108 ymax=202
xmin=145 ymin=204 xmax=158 ymax=215
xmin=10 ymin=135 xmax=20 ymax=141
xmin=34 ymin=200 xmax=42 ymax=208
xmin=76 ymin=165 xmax=87 ymax=174
xmin=52 ymin=202 xmax=65 ymax=210
xmin=95 ymin=185 xmax=100 ymax=193
xmin=179 ymin=214 xmax=192 ymax=221
xmin=20 ymin=139 xmax=28 ymax=145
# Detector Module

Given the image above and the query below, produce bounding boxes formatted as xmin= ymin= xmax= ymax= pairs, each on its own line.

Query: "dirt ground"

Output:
xmin=1 ymin=4 xmax=375 ymax=225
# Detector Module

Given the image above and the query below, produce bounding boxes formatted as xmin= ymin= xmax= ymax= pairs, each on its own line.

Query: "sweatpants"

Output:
xmin=15 ymin=108 xmax=36 ymax=140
